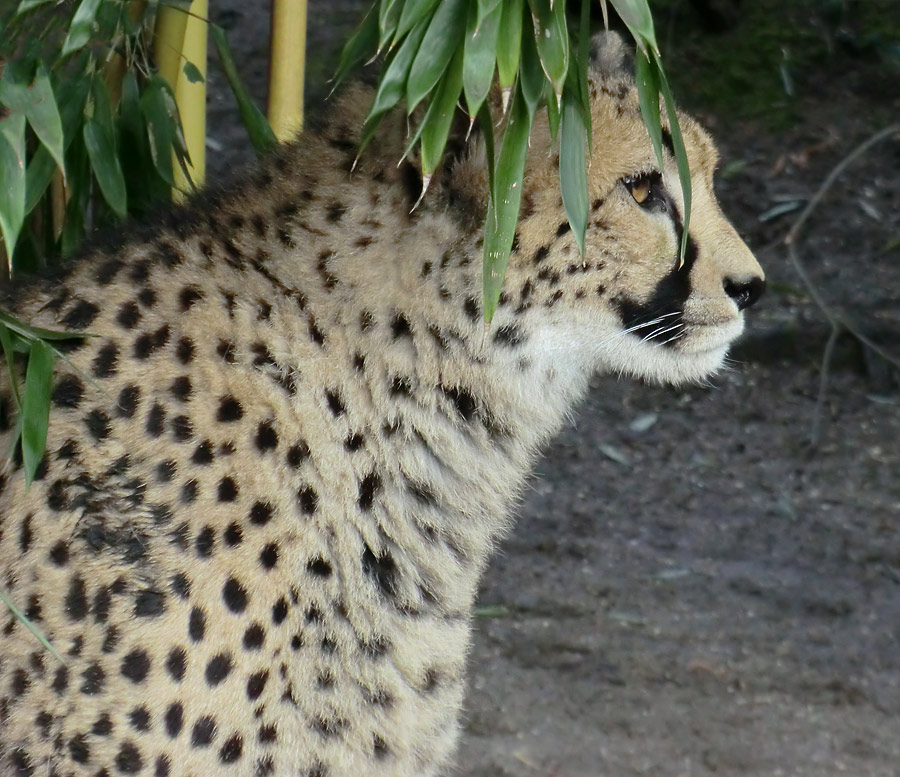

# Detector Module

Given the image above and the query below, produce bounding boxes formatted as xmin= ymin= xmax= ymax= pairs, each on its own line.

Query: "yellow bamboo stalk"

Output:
xmin=268 ymin=0 xmax=307 ymax=141
xmin=154 ymin=0 xmax=207 ymax=201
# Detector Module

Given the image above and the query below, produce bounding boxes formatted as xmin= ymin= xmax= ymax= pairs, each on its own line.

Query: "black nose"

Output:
xmin=723 ymin=277 xmax=766 ymax=311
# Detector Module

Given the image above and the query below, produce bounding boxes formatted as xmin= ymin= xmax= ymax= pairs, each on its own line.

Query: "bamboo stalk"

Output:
xmin=154 ymin=0 xmax=207 ymax=201
xmin=50 ymin=169 xmax=67 ymax=241
xmin=268 ymin=0 xmax=307 ymax=141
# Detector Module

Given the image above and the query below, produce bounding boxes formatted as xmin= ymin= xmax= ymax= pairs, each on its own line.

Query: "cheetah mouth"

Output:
xmin=677 ymin=317 xmax=744 ymax=354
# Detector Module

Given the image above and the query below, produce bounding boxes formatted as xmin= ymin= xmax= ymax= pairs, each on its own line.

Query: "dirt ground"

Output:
xmin=207 ymin=2 xmax=900 ymax=774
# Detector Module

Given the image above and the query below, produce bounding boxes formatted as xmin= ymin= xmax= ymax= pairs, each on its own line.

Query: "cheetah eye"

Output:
xmin=623 ymin=172 xmax=660 ymax=206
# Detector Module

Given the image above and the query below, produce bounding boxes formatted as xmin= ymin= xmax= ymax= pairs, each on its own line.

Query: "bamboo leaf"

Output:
xmin=61 ymin=0 xmax=103 ymax=56
xmin=477 ymin=0 xmax=503 ymax=27
xmin=366 ymin=17 xmax=428 ymax=119
xmin=496 ymin=0 xmax=523 ymax=91
xmin=576 ymin=0 xmax=592 ymax=147
xmin=333 ymin=6 xmax=379 ymax=88
xmin=0 ymin=587 xmax=64 ymax=663
xmin=211 ymin=25 xmax=277 ymax=154
xmin=608 ymin=0 xmax=658 ymax=53
xmin=15 ymin=0 xmax=54 ymax=14
xmin=21 ymin=339 xmax=54 ymax=487
xmin=560 ymin=85 xmax=588 ymax=255
xmin=528 ymin=0 xmax=569 ymax=98
xmin=483 ymin=86 xmax=533 ymax=321
xmin=421 ymin=47 xmax=465 ymax=176
xmin=139 ymin=76 xmax=178 ymax=185
xmin=654 ymin=50 xmax=692 ymax=264
xmin=635 ymin=48 xmax=663 ymax=171
xmin=0 ymin=112 xmax=26 ymax=260
xmin=0 ymin=309 xmax=89 ymax=342
xmin=0 ymin=324 xmax=22 ymax=410
xmin=0 ymin=62 xmax=65 ymax=174
xmin=83 ymin=119 xmax=127 ymax=218
xmin=463 ymin=0 xmax=501 ymax=119
xmin=378 ymin=0 xmax=403 ymax=51
xmin=394 ymin=0 xmax=440 ymax=44
xmin=477 ymin=101 xmax=496 ymax=210
xmin=406 ymin=0 xmax=468 ymax=113
xmin=182 ymin=61 xmax=204 ymax=84
xmin=519 ymin=14 xmax=545 ymax=119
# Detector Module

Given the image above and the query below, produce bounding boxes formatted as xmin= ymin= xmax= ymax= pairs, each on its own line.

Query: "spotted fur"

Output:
xmin=0 ymin=34 xmax=762 ymax=777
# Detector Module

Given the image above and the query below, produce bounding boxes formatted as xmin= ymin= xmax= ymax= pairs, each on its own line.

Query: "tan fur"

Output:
xmin=0 ymin=36 xmax=762 ymax=777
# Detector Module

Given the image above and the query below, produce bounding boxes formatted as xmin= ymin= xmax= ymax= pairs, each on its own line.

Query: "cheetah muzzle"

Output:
xmin=0 ymin=33 xmax=763 ymax=777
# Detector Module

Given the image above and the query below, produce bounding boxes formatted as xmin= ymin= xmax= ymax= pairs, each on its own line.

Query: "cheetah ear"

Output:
xmin=588 ymin=30 xmax=634 ymax=83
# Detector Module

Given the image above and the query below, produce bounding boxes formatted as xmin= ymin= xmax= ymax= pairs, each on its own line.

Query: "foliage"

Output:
xmin=336 ymin=0 xmax=692 ymax=320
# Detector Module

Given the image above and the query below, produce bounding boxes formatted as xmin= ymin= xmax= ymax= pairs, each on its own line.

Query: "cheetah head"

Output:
xmin=456 ymin=33 xmax=765 ymax=386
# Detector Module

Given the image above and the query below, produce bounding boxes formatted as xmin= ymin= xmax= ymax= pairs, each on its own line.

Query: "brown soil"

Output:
xmin=209 ymin=2 xmax=900 ymax=774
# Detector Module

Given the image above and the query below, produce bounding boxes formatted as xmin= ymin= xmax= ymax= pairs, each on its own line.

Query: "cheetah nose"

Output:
xmin=723 ymin=276 xmax=766 ymax=311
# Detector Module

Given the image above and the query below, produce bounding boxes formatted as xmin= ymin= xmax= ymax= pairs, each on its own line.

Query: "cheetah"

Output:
xmin=0 ymin=34 xmax=763 ymax=777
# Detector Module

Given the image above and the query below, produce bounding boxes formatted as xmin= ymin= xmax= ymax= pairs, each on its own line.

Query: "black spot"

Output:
xmin=92 ymin=712 xmax=113 ymax=736
xmin=389 ymin=375 xmax=411 ymax=397
xmin=220 ymin=734 xmax=244 ymax=764
xmin=442 ymin=385 xmax=477 ymax=421
xmin=188 ymin=606 xmax=206 ymax=642
xmin=129 ymin=706 xmax=151 ymax=731
xmin=344 ymin=433 xmax=364 ymax=451
xmin=52 ymin=375 xmax=84 ymax=408
xmin=62 ymin=299 xmax=100 ymax=329
xmin=191 ymin=715 xmax=218 ymax=748
xmin=391 ymin=313 xmax=411 ymax=339
xmin=217 ymin=395 xmax=244 ymax=422
xmin=217 ymin=476 xmax=239 ymax=503
xmin=205 ymin=653 xmax=232 ymax=686
xmin=165 ymin=702 xmax=184 ymax=737
xmin=176 ymin=336 xmax=195 ymax=364
xmin=65 ymin=576 xmax=88 ymax=620
xmin=180 ymin=479 xmax=199 ymax=504
xmin=325 ymin=201 xmax=346 ymax=222
xmin=224 ymin=522 xmax=243 ymax=546
xmin=272 ymin=597 xmax=289 ymax=624
xmin=353 ymin=352 xmax=366 ymax=371
xmin=95 ymin=256 xmax=125 ymax=285
xmin=463 ymin=297 xmax=479 ymax=321
xmin=260 ymin=544 xmax=278 ymax=569
xmin=85 ymin=409 xmax=110 ymax=442
xmin=255 ymin=421 xmax=278 ymax=451
xmin=166 ymin=647 xmax=186 ymax=681
xmin=357 ymin=472 xmax=381 ymax=511
xmin=243 ymin=623 xmax=265 ymax=650
xmin=249 ymin=501 xmax=273 ymax=525
xmin=308 ymin=316 xmax=325 ymax=345
xmin=179 ymin=285 xmax=204 ymax=311
xmin=493 ymin=324 xmax=525 ymax=347
xmin=359 ymin=310 xmax=374 ymax=331
xmin=298 ymin=485 xmax=318 ymax=515
xmin=374 ymin=735 xmax=390 ymax=759
xmin=138 ymin=288 xmax=158 ymax=308
xmin=145 ymin=402 xmax=166 ymax=437
xmin=132 ymin=324 xmax=170 ymax=359
xmin=52 ymin=665 xmax=69 ymax=694
xmin=195 ymin=526 xmax=215 ymax=558
xmin=117 ymin=301 xmax=141 ymax=329
xmin=287 ymin=442 xmax=310 ymax=467
xmin=170 ymin=572 xmax=191 ymax=598
xmin=246 ymin=671 xmax=268 ymax=700
xmin=192 ymin=439 xmax=215 ymax=465
xmin=134 ymin=589 xmax=166 ymax=618
xmin=325 ymin=389 xmax=345 ymax=416
xmin=116 ymin=741 xmax=143 ymax=774
xmin=69 ymin=733 xmax=90 ymax=763
xmin=363 ymin=545 xmax=398 ymax=597
xmin=121 ymin=649 xmax=151 ymax=683
xmin=421 ymin=261 xmax=432 ymax=277
xmin=171 ymin=414 xmax=193 ymax=441
xmin=170 ymin=376 xmax=192 ymax=401
xmin=306 ymin=557 xmax=332 ymax=578
xmin=223 ymin=577 xmax=248 ymax=613
xmin=92 ymin=342 xmax=119 ymax=378
xmin=257 ymin=299 xmax=272 ymax=320
xmin=555 ymin=221 xmax=571 ymax=236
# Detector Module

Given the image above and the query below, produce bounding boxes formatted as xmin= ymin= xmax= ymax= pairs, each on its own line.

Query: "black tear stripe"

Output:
xmin=615 ymin=200 xmax=698 ymax=347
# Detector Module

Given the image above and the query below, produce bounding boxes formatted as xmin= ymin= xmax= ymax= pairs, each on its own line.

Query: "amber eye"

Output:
xmin=623 ymin=173 xmax=657 ymax=206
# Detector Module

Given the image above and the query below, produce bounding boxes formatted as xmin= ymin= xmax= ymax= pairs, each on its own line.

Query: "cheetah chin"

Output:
xmin=0 ymin=32 xmax=762 ymax=777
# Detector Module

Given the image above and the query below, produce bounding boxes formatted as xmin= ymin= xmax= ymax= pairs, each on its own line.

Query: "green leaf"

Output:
xmin=421 ymin=47 xmax=465 ymax=176
xmin=378 ymin=0 xmax=403 ymax=51
xmin=61 ymin=0 xmax=103 ymax=56
xmin=139 ymin=77 xmax=177 ymax=185
xmin=496 ymin=0 xmax=523 ymax=90
xmin=21 ymin=339 xmax=54 ymax=487
xmin=519 ymin=14 xmax=545 ymax=119
xmin=560 ymin=86 xmax=588 ymax=255
xmin=15 ymin=0 xmax=54 ymax=14
xmin=333 ymin=6 xmax=379 ymax=88
xmin=635 ymin=48 xmax=663 ymax=171
xmin=654 ymin=50 xmax=692 ymax=264
xmin=0 ymin=587 xmax=64 ymax=663
xmin=608 ymin=0 xmax=658 ymax=53
xmin=0 ymin=309 xmax=88 ymax=341
xmin=576 ymin=0 xmax=592 ymax=147
xmin=463 ymin=0 xmax=501 ymax=119
xmin=394 ymin=0 xmax=440 ymax=43
xmin=483 ymin=86 xmax=533 ymax=321
xmin=406 ymin=0 xmax=468 ymax=113
xmin=83 ymin=119 xmax=127 ymax=218
xmin=528 ymin=0 xmax=569 ymax=98
xmin=366 ymin=17 xmax=428 ymax=119
xmin=0 ymin=111 xmax=26 ymax=260
xmin=476 ymin=0 xmax=503 ymax=27
xmin=477 ymin=101 xmax=496 ymax=212
xmin=211 ymin=25 xmax=277 ymax=154
xmin=0 ymin=324 xmax=22 ymax=410
xmin=0 ymin=62 xmax=65 ymax=174
xmin=182 ymin=61 xmax=204 ymax=84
